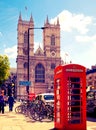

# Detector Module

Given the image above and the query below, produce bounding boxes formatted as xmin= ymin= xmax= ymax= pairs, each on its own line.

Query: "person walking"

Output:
xmin=8 ymin=94 xmax=14 ymax=111
xmin=0 ymin=93 xmax=5 ymax=114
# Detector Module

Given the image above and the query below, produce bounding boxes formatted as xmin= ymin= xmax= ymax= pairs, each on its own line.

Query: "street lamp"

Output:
xmin=26 ymin=27 xmax=48 ymax=95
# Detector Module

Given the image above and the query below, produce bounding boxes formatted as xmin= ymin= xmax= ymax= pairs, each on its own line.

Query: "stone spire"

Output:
xmin=19 ymin=12 xmax=22 ymax=21
xmin=57 ymin=17 xmax=60 ymax=25
xmin=30 ymin=13 xmax=34 ymax=23
xmin=46 ymin=15 xmax=49 ymax=24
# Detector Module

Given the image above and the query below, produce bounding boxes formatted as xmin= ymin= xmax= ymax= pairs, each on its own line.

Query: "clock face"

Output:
xmin=51 ymin=51 xmax=56 ymax=57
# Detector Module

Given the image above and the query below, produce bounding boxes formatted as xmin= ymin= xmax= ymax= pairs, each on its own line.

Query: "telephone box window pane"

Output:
xmin=67 ymin=77 xmax=82 ymax=124
xmin=71 ymin=95 xmax=80 ymax=100
xmin=71 ymin=83 xmax=80 ymax=89
xmin=70 ymin=101 xmax=81 ymax=106
xmin=71 ymin=107 xmax=81 ymax=112
xmin=69 ymin=120 xmax=80 ymax=124
xmin=71 ymin=89 xmax=80 ymax=94
xmin=69 ymin=77 xmax=80 ymax=82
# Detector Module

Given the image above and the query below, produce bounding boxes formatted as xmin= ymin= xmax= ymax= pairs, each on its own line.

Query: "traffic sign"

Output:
xmin=19 ymin=81 xmax=31 ymax=86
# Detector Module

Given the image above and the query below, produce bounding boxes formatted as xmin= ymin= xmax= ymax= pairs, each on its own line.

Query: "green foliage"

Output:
xmin=0 ymin=55 xmax=10 ymax=85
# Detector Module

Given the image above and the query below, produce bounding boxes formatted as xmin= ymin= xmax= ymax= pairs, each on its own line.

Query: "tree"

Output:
xmin=0 ymin=55 xmax=10 ymax=87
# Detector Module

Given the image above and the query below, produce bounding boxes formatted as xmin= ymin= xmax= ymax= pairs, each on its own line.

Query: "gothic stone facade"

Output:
xmin=17 ymin=14 xmax=61 ymax=99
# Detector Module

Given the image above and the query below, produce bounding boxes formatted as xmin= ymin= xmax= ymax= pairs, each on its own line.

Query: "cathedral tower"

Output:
xmin=43 ymin=16 xmax=60 ymax=58
xmin=17 ymin=13 xmax=34 ymax=97
xmin=17 ymin=14 xmax=61 ymax=99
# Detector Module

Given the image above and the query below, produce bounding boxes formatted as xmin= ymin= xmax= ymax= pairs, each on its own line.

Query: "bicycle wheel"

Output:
xmin=31 ymin=105 xmax=43 ymax=121
xmin=45 ymin=105 xmax=54 ymax=121
xmin=15 ymin=105 xmax=22 ymax=113
xmin=28 ymin=107 xmax=34 ymax=119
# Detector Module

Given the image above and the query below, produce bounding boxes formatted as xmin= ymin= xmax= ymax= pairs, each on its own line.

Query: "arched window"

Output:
xmin=24 ymin=31 xmax=28 ymax=47
xmin=51 ymin=35 xmax=55 ymax=45
xmin=51 ymin=63 xmax=56 ymax=69
xmin=35 ymin=63 xmax=45 ymax=83
xmin=24 ymin=62 xmax=28 ymax=68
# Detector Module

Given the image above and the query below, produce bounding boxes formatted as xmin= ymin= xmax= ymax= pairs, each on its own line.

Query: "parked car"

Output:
xmin=87 ymin=90 xmax=96 ymax=116
xmin=35 ymin=93 xmax=54 ymax=107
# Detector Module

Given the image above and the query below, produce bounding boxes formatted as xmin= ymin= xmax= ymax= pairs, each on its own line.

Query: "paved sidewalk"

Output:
xmin=0 ymin=102 xmax=96 ymax=130
xmin=0 ymin=102 xmax=54 ymax=130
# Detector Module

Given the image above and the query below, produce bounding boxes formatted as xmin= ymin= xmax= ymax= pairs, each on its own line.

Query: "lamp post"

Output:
xmin=26 ymin=27 xmax=47 ymax=96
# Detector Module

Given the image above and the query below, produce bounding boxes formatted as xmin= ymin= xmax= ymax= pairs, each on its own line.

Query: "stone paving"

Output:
xmin=0 ymin=102 xmax=96 ymax=130
xmin=0 ymin=102 xmax=54 ymax=130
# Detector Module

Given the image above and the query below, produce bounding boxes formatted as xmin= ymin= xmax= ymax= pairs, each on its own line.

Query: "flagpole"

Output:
xmin=65 ymin=53 xmax=68 ymax=64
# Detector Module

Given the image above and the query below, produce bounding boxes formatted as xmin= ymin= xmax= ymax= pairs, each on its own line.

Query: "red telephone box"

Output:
xmin=54 ymin=64 xmax=86 ymax=130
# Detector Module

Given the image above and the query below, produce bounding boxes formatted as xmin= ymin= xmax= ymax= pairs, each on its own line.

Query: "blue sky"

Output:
xmin=0 ymin=0 xmax=96 ymax=69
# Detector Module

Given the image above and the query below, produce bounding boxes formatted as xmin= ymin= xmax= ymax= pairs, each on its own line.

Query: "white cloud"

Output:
xmin=76 ymin=35 xmax=96 ymax=43
xmin=4 ymin=45 xmax=17 ymax=59
xmin=50 ymin=10 xmax=92 ymax=34
xmin=79 ymin=43 xmax=96 ymax=68
xmin=50 ymin=10 xmax=96 ymax=68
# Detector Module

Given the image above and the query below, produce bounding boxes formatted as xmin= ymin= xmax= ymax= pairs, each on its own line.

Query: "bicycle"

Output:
xmin=29 ymin=99 xmax=54 ymax=121
xmin=15 ymin=100 xmax=28 ymax=114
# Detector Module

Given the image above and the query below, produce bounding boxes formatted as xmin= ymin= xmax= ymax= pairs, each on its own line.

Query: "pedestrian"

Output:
xmin=0 ymin=93 xmax=5 ymax=114
xmin=8 ymin=94 xmax=14 ymax=111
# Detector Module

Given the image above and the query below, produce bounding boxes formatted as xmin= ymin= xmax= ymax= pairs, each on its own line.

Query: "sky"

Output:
xmin=0 ymin=0 xmax=96 ymax=69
